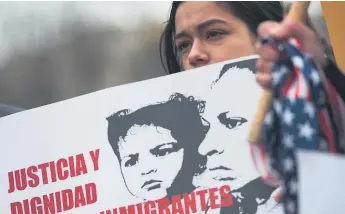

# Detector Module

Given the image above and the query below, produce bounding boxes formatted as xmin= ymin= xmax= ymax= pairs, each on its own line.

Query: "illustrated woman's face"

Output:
xmin=175 ymin=2 xmax=256 ymax=70
xmin=194 ymin=68 xmax=262 ymax=191
xmin=118 ymin=125 xmax=184 ymax=201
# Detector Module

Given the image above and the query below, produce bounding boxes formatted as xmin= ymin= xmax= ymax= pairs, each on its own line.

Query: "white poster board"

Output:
xmin=298 ymin=150 xmax=345 ymax=214
xmin=0 ymin=56 xmax=283 ymax=214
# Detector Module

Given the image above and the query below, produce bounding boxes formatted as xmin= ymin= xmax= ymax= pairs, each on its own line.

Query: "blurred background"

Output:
xmin=0 ymin=1 xmax=331 ymax=110
xmin=0 ymin=1 xmax=172 ymax=110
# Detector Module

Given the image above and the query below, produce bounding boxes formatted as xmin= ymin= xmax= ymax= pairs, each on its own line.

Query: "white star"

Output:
xmin=310 ymin=69 xmax=320 ymax=85
xmin=272 ymin=66 xmax=288 ymax=86
xmin=280 ymin=65 xmax=289 ymax=74
xmin=303 ymin=102 xmax=315 ymax=118
xmin=283 ymin=109 xmax=294 ymax=126
xmin=273 ymin=100 xmax=283 ymax=115
xmin=283 ymin=134 xmax=294 ymax=149
xmin=289 ymin=179 xmax=298 ymax=194
xmin=283 ymin=157 xmax=294 ymax=172
xmin=286 ymin=200 xmax=296 ymax=214
xmin=287 ymin=96 xmax=296 ymax=105
xmin=292 ymin=56 xmax=304 ymax=69
xmin=272 ymin=70 xmax=284 ymax=85
xmin=298 ymin=122 xmax=315 ymax=141
xmin=264 ymin=111 xmax=273 ymax=126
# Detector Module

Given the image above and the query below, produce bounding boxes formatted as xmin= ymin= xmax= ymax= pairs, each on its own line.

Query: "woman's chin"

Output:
xmin=214 ymin=179 xmax=246 ymax=192
xmin=140 ymin=189 xmax=168 ymax=201
xmin=193 ymin=174 xmax=254 ymax=193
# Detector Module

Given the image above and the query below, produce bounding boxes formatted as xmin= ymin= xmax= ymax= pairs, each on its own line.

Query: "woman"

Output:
xmin=159 ymin=1 xmax=345 ymax=97
xmin=106 ymin=93 xmax=209 ymax=202
xmin=159 ymin=1 xmax=345 ymax=213
xmin=193 ymin=58 xmax=282 ymax=214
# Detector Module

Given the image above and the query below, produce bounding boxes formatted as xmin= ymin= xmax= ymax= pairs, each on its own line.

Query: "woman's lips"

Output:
xmin=141 ymin=180 xmax=162 ymax=191
xmin=208 ymin=166 xmax=237 ymax=181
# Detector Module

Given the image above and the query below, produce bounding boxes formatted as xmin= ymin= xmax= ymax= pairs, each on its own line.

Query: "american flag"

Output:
xmin=250 ymin=37 xmax=345 ymax=214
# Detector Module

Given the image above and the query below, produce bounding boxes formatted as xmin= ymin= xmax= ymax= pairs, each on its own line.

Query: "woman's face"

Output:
xmin=118 ymin=124 xmax=184 ymax=201
xmin=175 ymin=2 xmax=256 ymax=70
xmin=193 ymin=68 xmax=262 ymax=191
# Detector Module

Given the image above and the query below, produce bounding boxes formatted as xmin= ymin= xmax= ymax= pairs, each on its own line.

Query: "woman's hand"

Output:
xmin=255 ymin=18 xmax=326 ymax=89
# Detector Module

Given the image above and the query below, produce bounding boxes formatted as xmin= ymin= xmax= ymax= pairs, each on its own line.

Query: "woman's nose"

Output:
xmin=141 ymin=169 xmax=157 ymax=176
xmin=140 ymin=155 xmax=158 ymax=176
xmin=198 ymin=130 xmax=225 ymax=156
xmin=187 ymin=40 xmax=209 ymax=68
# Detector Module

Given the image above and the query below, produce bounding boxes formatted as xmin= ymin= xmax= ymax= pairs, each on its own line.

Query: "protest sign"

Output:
xmin=1 ymin=55 xmax=282 ymax=214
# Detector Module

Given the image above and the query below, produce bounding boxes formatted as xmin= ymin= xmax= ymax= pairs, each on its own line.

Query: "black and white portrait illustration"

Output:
xmin=106 ymin=93 xmax=209 ymax=203
xmin=106 ymin=57 xmax=283 ymax=214
xmin=193 ymin=59 xmax=282 ymax=214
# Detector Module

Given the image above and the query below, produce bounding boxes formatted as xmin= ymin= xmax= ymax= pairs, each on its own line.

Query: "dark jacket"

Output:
xmin=324 ymin=58 xmax=345 ymax=102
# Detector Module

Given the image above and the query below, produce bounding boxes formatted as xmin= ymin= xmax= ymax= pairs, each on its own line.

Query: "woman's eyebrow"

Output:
xmin=175 ymin=31 xmax=189 ymax=41
xmin=150 ymin=142 xmax=177 ymax=151
xmin=175 ymin=19 xmax=228 ymax=40
xmin=196 ymin=19 xmax=229 ymax=32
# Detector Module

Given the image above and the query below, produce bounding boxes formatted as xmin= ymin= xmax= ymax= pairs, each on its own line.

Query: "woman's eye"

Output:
xmin=123 ymin=156 xmax=138 ymax=167
xmin=155 ymin=149 xmax=172 ymax=157
xmin=218 ymin=112 xmax=247 ymax=130
xmin=225 ymin=117 xmax=247 ymax=129
xmin=206 ymin=31 xmax=225 ymax=40
xmin=177 ymin=42 xmax=191 ymax=53
xmin=151 ymin=143 xmax=180 ymax=157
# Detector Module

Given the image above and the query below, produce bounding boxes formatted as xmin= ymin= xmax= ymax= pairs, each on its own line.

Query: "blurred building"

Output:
xmin=0 ymin=2 xmax=168 ymax=109
xmin=0 ymin=1 xmax=333 ymax=110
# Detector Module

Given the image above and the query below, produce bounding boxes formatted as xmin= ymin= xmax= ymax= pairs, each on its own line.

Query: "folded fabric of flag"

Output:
xmin=250 ymin=36 xmax=345 ymax=214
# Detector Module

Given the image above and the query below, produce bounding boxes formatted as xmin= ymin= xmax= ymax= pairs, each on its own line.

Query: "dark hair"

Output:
xmin=216 ymin=57 xmax=257 ymax=82
xmin=106 ymin=92 xmax=209 ymax=197
xmin=159 ymin=1 xmax=284 ymax=74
